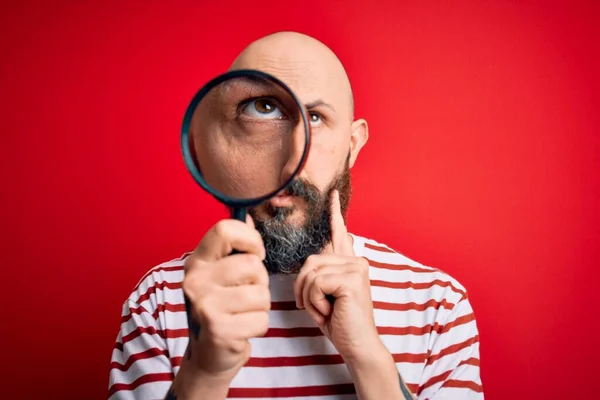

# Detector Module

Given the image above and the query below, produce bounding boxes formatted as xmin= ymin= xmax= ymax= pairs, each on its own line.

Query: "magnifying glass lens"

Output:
xmin=185 ymin=74 xmax=308 ymax=202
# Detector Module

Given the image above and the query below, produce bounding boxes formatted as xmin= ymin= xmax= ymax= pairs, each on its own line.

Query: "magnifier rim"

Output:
xmin=181 ymin=69 xmax=311 ymax=208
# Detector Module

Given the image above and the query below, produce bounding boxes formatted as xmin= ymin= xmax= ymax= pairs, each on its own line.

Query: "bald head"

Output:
xmin=229 ymin=31 xmax=354 ymax=119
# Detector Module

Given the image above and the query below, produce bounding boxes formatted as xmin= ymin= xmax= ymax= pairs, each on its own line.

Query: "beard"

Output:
xmin=248 ymin=155 xmax=352 ymax=275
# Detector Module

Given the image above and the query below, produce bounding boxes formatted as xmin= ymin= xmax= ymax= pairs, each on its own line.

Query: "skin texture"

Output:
xmin=169 ymin=32 xmax=412 ymax=400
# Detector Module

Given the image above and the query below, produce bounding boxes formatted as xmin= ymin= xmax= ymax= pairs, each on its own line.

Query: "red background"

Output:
xmin=1 ymin=1 xmax=599 ymax=399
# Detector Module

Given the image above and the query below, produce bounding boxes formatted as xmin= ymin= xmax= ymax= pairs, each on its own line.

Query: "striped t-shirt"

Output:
xmin=109 ymin=234 xmax=483 ymax=399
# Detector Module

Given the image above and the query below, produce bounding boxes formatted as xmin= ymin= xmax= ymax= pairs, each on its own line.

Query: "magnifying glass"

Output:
xmin=181 ymin=69 xmax=310 ymax=222
xmin=179 ymin=69 xmax=310 ymax=343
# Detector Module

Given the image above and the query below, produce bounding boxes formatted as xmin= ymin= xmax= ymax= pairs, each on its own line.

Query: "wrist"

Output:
xmin=171 ymin=356 xmax=234 ymax=400
xmin=341 ymin=335 xmax=389 ymax=366
xmin=344 ymin=341 xmax=405 ymax=400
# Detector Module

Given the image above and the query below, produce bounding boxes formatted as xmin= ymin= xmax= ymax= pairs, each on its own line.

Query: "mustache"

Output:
xmin=282 ymin=179 xmax=321 ymax=204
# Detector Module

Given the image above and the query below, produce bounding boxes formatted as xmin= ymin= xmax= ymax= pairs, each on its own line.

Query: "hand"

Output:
xmin=182 ymin=216 xmax=270 ymax=381
xmin=294 ymin=190 xmax=380 ymax=361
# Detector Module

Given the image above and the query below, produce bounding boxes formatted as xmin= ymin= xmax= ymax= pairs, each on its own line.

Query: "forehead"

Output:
xmin=238 ymin=56 xmax=345 ymax=110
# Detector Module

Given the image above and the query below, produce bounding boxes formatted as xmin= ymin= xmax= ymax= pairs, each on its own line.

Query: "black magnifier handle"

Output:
xmin=230 ymin=207 xmax=247 ymax=255
xmin=231 ymin=207 xmax=247 ymax=223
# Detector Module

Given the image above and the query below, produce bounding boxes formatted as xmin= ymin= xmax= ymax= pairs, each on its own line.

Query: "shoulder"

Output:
xmin=123 ymin=253 xmax=188 ymax=314
xmin=351 ymin=233 xmax=469 ymax=307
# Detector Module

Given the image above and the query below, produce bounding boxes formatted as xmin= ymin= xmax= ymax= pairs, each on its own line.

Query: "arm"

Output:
xmin=108 ymin=300 xmax=174 ymax=399
xmin=417 ymin=294 xmax=483 ymax=399
xmin=345 ymin=340 xmax=414 ymax=400
xmin=110 ymin=301 xmax=233 ymax=400
xmin=163 ymin=352 xmax=231 ymax=400
xmin=163 ymin=297 xmax=231 ymax=400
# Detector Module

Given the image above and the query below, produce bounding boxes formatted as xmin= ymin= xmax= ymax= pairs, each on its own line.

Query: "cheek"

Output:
xmin=300 ymin=154 xmax=338 ymax=192
xmin=301 ymin=134 xmax=348 ymax=188
xmin=199 ymin=141 xmax=283 ymax=199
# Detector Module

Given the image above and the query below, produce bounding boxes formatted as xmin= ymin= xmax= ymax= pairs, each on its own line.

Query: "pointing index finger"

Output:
xmin=330 ymin=190 xmax=353 ymax=256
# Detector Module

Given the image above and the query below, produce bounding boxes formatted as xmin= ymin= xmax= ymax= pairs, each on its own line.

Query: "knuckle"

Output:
xmin=228 ymin=340 xmax=247 ymax=353
xmin=305 ymin=254 xmax=319 ymax=267
xmin=213 ymin=220 xmax=231 ymax=238
xmin=182 ymin=273 xmax=199 ymax=297
xmin=184 ymin=255 xmax=202 ymax=272
xmin=245 ymin=253 xmax=262 ymax=266
xmin=239 ymin=253 xmax=255 ymax=266
xmin=358 ymin=256 xmax=370 ymax=268
xmin=349 ymin=272 xmax=363 ymax=288
xmin=205 ymin=317 xmax=225 ymax=338
xmin=183 ymin=269 xmax=213 ymax=298
xmin=195 ymin=297 xmax=213 ymax=320
xmin=214 ymin=335 xmax=230 ymax=349
xmin=313 ymin=274 xmax=324 ymax=287
xmin=357 ymin=258 xmax=370 ymax=275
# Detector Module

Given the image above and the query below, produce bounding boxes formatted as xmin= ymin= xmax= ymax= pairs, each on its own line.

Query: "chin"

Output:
xmin=281 ymin=208 xmax=306 ymax=226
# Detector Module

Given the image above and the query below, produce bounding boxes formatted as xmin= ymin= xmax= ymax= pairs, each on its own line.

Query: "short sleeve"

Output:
xmin=416 ymin=294 xmax=483 ymax=399
xmin=108 ymin=300 xmax=174 ymax=400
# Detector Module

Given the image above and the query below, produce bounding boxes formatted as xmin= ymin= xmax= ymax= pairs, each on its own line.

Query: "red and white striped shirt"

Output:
xmin=109 ymin=234 xmax=483 ymax=399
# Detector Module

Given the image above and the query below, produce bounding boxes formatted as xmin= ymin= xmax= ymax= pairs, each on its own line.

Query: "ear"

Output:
xmin=348 ymin=118 xmax=368 ymax=168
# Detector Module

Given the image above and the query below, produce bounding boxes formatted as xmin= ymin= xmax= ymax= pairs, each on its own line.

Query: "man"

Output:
xmin=109 ymin=32 xmax=483 ymax=399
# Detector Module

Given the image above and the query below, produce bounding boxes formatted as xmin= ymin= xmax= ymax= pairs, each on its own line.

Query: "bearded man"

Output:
xmin=108 ymin=31 xmax=483 ymax=400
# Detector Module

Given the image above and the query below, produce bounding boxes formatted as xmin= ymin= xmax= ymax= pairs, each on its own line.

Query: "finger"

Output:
xmin=294 ymin=254 xmax=353 ymax=308
xmin=195 ymin=219 xmax=266 ymax=261
xmin=246 ymin=214 xmax=256 ymax=230
xmin=330 ymin=190 xmax=354 ymax=256
xmin=308 ymin=272 xmax=358 ymax=316
xmin=303 ymin=293 xmax=326 ymax=326
xmin=212 ymin=285 xmax=271 ymax=314
xmin=309 ymin=274 xmax=339 ymax=317
xmin=214 ymin=253 xmax=269 ymax=287
xmin=225 ymin=311 xmax=270 ymax=339
xmin=301 ymin=263 xmax=357 ymax=312
xmin=182 ymin=254 xmax=269 ymax=309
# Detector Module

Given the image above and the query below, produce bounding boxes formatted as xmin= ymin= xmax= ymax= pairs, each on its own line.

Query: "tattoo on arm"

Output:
xmin=399 ymin=374 xmax=413 ymax=399
xmin=164 ymin=387 xmax=178 ymax=400
xmin=184 ymin=294 xmax=201 ymax=360
xmin=165 ymin=294 xmax=202 ymax=398
xmin=164 ymin=293 xmax=201 ymax=399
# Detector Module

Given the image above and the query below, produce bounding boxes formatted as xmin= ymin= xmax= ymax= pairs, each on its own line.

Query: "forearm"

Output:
xmin=164 ymin=355 xmax=231 ymax=400
xmin=345 ymin=343 xmax=413 ymax=400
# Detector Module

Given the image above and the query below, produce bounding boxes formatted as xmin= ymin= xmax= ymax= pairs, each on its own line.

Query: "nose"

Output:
xmin=279 ymin=115 xmax=309 ymax=185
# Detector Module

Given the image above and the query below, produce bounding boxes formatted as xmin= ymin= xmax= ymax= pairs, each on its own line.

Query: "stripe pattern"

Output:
xmin=109 ymin=234 xmax=483 ymax=399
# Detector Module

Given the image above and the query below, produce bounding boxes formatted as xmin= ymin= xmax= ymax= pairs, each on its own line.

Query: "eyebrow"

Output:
xmin=305 ymin=99 xmax=336 ymax=112
xmin=219 ymin=75 xmax=274 ymax=94
xmin=221 ymin=76 xmax=337 ymax=113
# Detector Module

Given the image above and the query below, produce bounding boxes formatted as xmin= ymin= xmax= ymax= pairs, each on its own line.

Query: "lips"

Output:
xmin=270 ymin=193 xmax=294 ymax=207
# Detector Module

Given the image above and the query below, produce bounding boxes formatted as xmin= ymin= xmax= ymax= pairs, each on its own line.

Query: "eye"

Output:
xmin=240 ymin=98 xmax=284 ymax=119
xmin=309 ymin=112 xmax=323 ymax=127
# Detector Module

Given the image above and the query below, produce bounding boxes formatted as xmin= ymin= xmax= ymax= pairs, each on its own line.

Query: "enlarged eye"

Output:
xmin=241 ymin=98 xmax=284 ymax=119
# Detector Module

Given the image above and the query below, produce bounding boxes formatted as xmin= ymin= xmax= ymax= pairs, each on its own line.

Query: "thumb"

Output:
xmin=246 ymin=214 xmax=256 ymax=230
